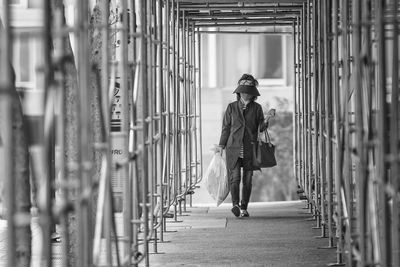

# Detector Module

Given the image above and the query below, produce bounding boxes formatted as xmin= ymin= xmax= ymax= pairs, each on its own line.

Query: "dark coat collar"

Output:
xmin=237 ymin=100 xmax=255 ymax=121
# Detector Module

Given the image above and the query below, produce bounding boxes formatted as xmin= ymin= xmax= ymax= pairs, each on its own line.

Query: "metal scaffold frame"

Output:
xmin=1 ymin=0 xmax=203 ymax=266
xmin=0 ymin=0 xmax=399 ymax=266
xmin=294 ymin=0 xmax=400 ymax=266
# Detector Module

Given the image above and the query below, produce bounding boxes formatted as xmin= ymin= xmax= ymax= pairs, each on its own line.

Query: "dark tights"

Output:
xmin=229 ymin=158 xmax=253 ymax=210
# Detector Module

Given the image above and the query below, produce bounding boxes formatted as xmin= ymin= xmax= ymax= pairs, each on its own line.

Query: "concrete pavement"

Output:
xmin=145 ymin=201 xmax=337 ymax=267
xmin=0 ymin=201 xmax=337 ymax=266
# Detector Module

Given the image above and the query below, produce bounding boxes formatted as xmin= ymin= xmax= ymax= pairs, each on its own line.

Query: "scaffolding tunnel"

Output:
xmin=0 ymin=0 xmax=399 ymax=266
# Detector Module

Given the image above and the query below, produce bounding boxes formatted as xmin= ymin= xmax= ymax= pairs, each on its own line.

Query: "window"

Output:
xmin=12 ymin=35 xmax=42 ymax=90
xmin=251 ymin=35 xmax=285 ymax=85
xmin=257 ymin=35 xmax=283 ymax=79
xmin=10 ymin=0 xmax=28 ymax=7
xmin=19 ymin=39 xmax=31 ymax=82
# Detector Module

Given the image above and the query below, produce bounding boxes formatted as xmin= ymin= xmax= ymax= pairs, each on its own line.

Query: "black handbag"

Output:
xmin=253 ymin=129 xmax=277 ymax=168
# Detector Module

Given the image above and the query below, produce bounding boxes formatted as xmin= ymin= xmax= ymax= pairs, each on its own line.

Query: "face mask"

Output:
xmin=241 ymin=96 xmax=251 ymax=104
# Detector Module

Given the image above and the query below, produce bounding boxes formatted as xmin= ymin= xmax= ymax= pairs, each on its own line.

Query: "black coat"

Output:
xmin=219 ymin=100 xmax=268 ymax=171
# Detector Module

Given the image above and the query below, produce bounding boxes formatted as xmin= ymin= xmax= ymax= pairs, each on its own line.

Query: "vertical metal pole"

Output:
xmin=297 ymin=8 xmax=305 ymax=193
xmin=185 ymin=18 xmax=190 ymax=209
xmin=324 ymin=0 xmax=335 ymax=248
xmin=298 ymin=8 xmax=302 ymax=192
xmin=297 ymin=15 xmax=302 ymax=191
xmin=53 ymin=5 xmax=71 ymax=266
xmin=99 ymin=0 xmax=113 ymax=265
xmin=301 ymin=4 xmax=307 ymax=195
xmin=181 ymin=11 xmax=187 ymax=213
xmin=176 ymin=2 xmax=182 ymax=216
xmin=317 ymin=0 xmax=327 ymax=237
xmin=157 ymin=0 xmax=165 ymax=244
xmin=293 ymin=21 xmax=298 ymax=189
xmin=197 ymin=28 xmax=203 ymax=190
xmin=171 ymin=0 xmax=177 ymax=221
xmin=119 ymin=0 xmax=132 ymax=260
xmin=340 ymin=1 xmax=354 ymax=264
xmin=185 ymin=17 xmax=190 ymax=210
xmin=189 ymin=22 xmax=195 ymax=207
xmin=312 ymin=0 xmax=321 ymax=227
xmin=0 ymin=1 xmax=15 ymax=266
xmin=147 ymin=0 xmax=155 ymax=250
xmin=361 ymin=2 xmax=375 ymax=264
xmin=153 ymin=0 xmax=161 ymax=251
xmin=189 ymin=23 xmax=194 ymax=206
xmin=390 ymin=0 xmax=400 ymax=265
xmin=297 ymin=12 xmax=304 ymax=193
xmin=152 ymin=0 xmax=159 ymax=250
xmin=164 ymin=0 xmax=173 ymax=230
xmin=151 ymin=0 xmax=159 ymax=243
xmin=139 ymin=1 xmax=150 ymax=265
xmin=77 ymin=0 xmax=91 ymax=265
xmin=172 ymin=0 xmax=180 ymax=219
xmin=43 ymin=0 xmax=54 ymax=265
xmin=304 ymin=1 xmax=309 ymax=199
xmin=185 ymin=17 xmax=190 ymax=211
xmin=292 ymin=18 xmax=296 ymax=189
xmin=301 ymin=3 xmax=306 ymax=198
xmin=163 ymin=0 xmax=172 ymax=235
xmin=331 ymin=0 xmax=344 ymax=264
xmin=376 ymin=0 xmax=391 ymax=265
xmin=352 ymin=0 xmax=366 ymax=265
xmin=129 ymin=1 xmax=141 ymax=263
xmin=305 ymin=0 xmax=313 ymax=209
xmin=307 ymin=0 xmax=313 ymax=212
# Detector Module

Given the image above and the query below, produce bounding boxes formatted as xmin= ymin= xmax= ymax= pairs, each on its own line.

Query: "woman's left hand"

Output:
xmin=266 ymin=108 xmax=276 ymax=117
xmin=265 ymin=109 xmax=276 ymax=123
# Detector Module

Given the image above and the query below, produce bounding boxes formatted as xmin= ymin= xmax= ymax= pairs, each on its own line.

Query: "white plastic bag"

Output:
xmin=204 ymin=151 xmax=229 ymax=206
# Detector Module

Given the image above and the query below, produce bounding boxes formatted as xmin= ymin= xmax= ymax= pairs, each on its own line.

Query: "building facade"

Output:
xmin=196 ymin=30 xmax=295 ymax=203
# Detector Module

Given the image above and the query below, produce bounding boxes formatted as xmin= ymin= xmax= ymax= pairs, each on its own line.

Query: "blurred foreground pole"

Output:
xmin=0 ymin=2 xmax=16 ymax=266
xmin=11 ymin=47 xmax=32 ymax=267
xmin=42 ymin=0 xmax=55 ymax=265
xmin=0 ymin=2 xmax=32 ymax=266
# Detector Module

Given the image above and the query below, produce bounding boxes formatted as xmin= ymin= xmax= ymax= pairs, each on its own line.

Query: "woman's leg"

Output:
xmin=230 ymin=158 xmax=241 ymax=207
xmin=241 ymin=169 xmax=253 ymax=210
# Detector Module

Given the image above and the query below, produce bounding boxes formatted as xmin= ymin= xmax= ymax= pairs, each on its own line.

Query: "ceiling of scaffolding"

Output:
xmin=178 ymin=0 xmax=306 ymax=33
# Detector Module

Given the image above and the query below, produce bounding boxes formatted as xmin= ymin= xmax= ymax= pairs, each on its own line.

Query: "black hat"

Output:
xmin=233 ymin=77 xmax=260 ymax=96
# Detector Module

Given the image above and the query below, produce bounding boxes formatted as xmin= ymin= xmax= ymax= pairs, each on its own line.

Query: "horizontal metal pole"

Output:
xmin=198 ymin=30 xmax=292 ymax=35
xmin=184 ymin=10 xmax=301 ymax=19
xmin=195 ymin=22 xmax=295 ymax=27
xmin=176 ymin=0 xmax=308 ymax=4
xmin=190 ymin=18 xmax=297 ymax=24
xmin=185 ymin=14 xmax=300 ymax=21
xmin=180 ymin=5 xmax=304 ymax=11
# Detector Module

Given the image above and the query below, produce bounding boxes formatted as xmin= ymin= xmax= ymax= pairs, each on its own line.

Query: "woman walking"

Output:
xmin=216 ymin=74 xmax=274 ymax=217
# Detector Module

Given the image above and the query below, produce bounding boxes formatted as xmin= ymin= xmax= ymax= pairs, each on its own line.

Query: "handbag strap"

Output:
xmin=256 ymin=125 xmax=272 ymax=145
xmin=264 ymin=129 xmax=272 ymax=144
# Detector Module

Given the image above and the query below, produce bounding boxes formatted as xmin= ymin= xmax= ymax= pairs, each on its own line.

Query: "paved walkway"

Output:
xmin=0 ymin=201 xmax=337 ymax=266
xmin=146 ymin=201 xmax=337 ymax=267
